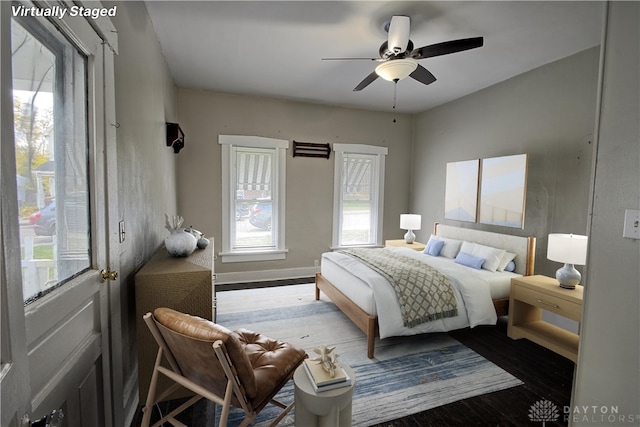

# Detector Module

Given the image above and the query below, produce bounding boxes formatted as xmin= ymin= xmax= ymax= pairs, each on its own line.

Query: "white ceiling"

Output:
xmin=145 ymin=1 xmax=603 ymax=113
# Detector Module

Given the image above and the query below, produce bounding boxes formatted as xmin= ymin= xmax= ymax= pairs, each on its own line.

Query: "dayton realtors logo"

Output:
xmin=529 ymin=399 xmax=560 ymax=426
xmin=529 ymin=399 xmax=640 ymax=425
xmin=12 ymin=4 xmax=117 ymax=20
xmin=565 ymin=405 xmax=639 ymax=424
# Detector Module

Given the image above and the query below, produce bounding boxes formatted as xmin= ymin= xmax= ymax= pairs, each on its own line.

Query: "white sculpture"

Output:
xmin=164 ymin=214 xmax=197 ymax=257
xmin=310 ymin=345 xmax=339 ymax=377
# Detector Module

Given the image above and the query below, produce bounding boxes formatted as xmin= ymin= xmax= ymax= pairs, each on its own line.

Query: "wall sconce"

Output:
xmin=166 ymin=122 xmax=185 ymax=154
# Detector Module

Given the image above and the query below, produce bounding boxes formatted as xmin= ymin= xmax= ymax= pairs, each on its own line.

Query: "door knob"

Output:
xmin=100 ymin=269 xmax=118 ymax=281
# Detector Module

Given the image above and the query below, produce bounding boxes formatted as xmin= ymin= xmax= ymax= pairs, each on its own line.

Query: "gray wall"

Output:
xmin=175 ymin=90 xmax=413 ymax=276
xmin=104 ymin=1 xmax=178 ymax=421
xmin=574 ymin=2 xmax=639 ymax=423
xmin=411 ymin=47 xmax=600 ymax=279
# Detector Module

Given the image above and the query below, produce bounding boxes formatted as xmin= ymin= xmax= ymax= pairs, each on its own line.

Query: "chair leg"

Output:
xmin=140 ymin=403 xmax=152 ymax=427
xmin=141 ymin=349 xmax=164 ymax=427
xmin=153 ymin=395 xmax=202 ymax=427
xmin=239 ymin=412 xmax=258 ymax=427
xmin=268 ymin=401 xmax=295 ymax=427
xmin=218 ymin=380 xmax=234 ymax=427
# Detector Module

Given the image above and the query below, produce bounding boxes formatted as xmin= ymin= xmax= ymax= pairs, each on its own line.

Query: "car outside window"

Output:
xmin=219 ymin=135 xmax=288 ymax=262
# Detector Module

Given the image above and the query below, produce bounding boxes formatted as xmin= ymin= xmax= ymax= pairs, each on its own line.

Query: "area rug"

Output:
xmin=215 ymin=283 xmax=522 ymax=426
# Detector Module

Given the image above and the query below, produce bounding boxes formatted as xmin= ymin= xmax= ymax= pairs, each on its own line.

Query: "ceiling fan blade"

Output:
xmin=387 ymin=16 xmax=410 ymax=54
xmin=409 ymin=64 xmax=437 ymax=86
xmin=322 ymin=57 xmax=382 ymax=61
xmin=411 ymin=37 xmax=484 ymax=59
xmin=353 ymin=71 xmax=379 ymax=91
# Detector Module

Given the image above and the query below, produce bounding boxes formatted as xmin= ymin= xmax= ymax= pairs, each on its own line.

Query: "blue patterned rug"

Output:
xmin=215 ymin=283 xmax=522 ymax=426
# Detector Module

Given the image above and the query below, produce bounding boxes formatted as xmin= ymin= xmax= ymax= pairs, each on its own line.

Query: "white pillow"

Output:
xmin=497 ymin=251 xmax=517 ymax=272
xmin=470 ymin=243 xmax=506 ymax=272
xmin=438 ymin=237 xmax=463 ymax=259
xmin=460 ymin=241 xmax=476 ymax=254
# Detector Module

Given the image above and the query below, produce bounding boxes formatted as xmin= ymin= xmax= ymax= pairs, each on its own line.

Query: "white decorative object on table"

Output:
xmin=184 ymin=226 xmax=210 ymax=249
xmin=164 ymin=214 xmax=197 ymax=257
xmin=185 ymin=226 xmax=202 ymax=239
xmin=311 ymin=345 xmax=339 ymax=377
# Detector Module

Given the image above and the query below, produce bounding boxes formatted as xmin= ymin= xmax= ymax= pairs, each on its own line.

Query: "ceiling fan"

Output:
xmin=324 ymin=16 xmax=483 ymax=92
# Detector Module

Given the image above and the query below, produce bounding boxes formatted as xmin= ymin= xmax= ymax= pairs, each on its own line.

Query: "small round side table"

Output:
xmin=294 ymin=363 xmax=356 ymax=427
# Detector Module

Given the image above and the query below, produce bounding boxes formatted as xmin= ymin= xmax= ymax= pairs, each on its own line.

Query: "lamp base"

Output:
xmin=555 ymin=263 xmax=581 ymax=289
xmin=404 ymin=230 xmax=415 ymax=244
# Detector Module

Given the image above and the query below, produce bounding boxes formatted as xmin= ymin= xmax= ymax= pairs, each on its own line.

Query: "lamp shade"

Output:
xmin=547 ymin=234 xmax=588 ymax=265
xmin=375 ymin=59 xmax=418 ymax=82
xmin=400 ymin=214 xmax=421 ymax=230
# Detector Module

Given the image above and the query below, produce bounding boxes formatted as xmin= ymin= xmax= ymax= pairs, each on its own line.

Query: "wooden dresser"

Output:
xmin=135 ymin=243 xmax=215 ymax=400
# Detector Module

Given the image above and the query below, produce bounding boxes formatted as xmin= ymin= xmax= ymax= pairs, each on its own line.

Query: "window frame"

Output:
xmin=219 ymin=135 xmax=288 ymax=263
xmin=332 ymin=143 xmax=388 ymax=249
xmin=12 ymin=14 xmax=93 ymax=304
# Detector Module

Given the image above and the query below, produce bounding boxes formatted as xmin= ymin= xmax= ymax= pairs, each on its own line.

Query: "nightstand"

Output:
xmin=507 ymin=275 xmax=583 ymax=362
xmin=385 ymin=239 xmax=426 ymax=251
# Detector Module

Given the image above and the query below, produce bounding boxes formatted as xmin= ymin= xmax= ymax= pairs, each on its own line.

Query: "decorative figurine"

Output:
xmin=164 ymin=214 xmax=197 ymax=257
xmin=310 ymin=345 xmax=339 ymax=377
xmin=185 ymin=225 xmax=210 ymax=249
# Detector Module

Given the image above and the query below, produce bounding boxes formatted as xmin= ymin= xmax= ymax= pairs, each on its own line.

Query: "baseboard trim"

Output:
xmin=215 ymin=266 xmax=319 ymax=285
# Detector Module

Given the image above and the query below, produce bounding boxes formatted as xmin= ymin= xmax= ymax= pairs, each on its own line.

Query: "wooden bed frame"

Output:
xmin=315 ymin=223 xmax=537 ymax=358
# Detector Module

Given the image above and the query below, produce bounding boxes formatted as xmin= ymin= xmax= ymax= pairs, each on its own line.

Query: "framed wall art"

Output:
xmin=478 ymin=153 xmax=528 ymax=229
xmin=444 ymin=159 xmax=479 ymax=222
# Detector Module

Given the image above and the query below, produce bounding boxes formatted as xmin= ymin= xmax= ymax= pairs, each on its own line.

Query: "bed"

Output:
xmin=315 ymin=223 xmax=536 ymax=358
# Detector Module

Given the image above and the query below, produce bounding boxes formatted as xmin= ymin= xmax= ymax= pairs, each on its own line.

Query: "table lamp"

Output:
xmin=400 ymin=214 xmax=421 ymax=244
xmin=546 ymin=233 xmax=588 ymax=289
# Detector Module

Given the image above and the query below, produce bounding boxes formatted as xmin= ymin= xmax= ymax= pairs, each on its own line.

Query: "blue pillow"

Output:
xmin=454 ymin=251 xmax=486 ymax=270
xmin=504 ymin=260 xmax=516 ymax=272
xmin=423 ymin=238 xmax=445 ymax=256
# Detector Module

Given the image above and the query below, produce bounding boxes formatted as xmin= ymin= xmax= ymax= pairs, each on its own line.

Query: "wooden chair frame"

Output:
xmin=141 ymin=312 xmax=295 ymax=427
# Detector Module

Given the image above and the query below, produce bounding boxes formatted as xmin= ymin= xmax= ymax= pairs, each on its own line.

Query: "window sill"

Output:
xmin=219 ymin=249 xmax=288 ymax=263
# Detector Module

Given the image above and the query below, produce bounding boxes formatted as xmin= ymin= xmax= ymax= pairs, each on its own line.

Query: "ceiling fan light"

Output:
xmin=375 ymin=59 xmax=418 ymax=82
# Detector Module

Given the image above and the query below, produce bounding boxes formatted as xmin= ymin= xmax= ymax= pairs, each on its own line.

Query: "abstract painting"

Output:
xmin=478 ymin=154 xmax=528 ymax=228
xmin=444 ymin=159 xmax=479 ymax=222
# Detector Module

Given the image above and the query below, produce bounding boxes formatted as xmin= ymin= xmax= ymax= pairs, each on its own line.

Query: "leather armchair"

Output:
xmin=141 ymin=307 xmax=306 ymax=427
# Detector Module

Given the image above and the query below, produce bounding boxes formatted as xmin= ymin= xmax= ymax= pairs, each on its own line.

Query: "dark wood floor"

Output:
xmin=131 ymin=280 xmax=575 ymax=427
xmin=369 ymin=317 xmax=575 ymax=427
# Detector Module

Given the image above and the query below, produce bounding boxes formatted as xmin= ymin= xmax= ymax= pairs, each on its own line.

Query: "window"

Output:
xmin=219 ymin=135 xmax=288 ymax=262
xmin=332 ymin=144 xmax=388 ymax=248
xmin=12 ymin=15 xmax=90 ymax=303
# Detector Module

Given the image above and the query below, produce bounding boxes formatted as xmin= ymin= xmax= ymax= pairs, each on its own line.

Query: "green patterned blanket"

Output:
xmin=339 ymin=248 xmax=458 ymax=327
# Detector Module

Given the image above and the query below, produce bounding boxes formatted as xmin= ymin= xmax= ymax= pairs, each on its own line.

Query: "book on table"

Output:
xmin=303 ymin=359 xmax=351 ymax=392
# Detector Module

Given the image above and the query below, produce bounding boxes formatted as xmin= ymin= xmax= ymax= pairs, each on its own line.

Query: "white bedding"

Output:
xmin=321 ymin=247 xmax=520 ymax=339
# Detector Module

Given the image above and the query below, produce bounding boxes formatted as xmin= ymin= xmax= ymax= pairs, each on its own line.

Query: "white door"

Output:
xmin=1 ymin=2 xmax=120 ymax=426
